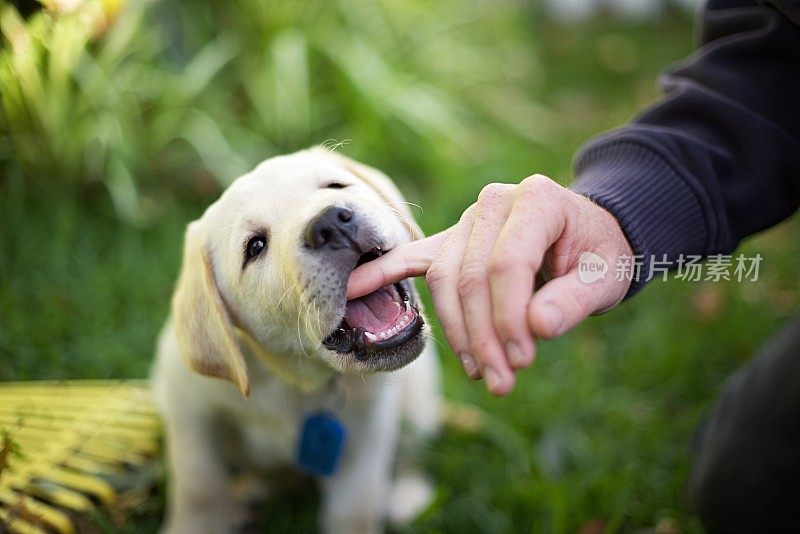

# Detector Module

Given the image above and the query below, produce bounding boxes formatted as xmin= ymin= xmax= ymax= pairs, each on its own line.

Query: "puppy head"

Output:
xmin=171 ymin=148 xmax=427 ymax=395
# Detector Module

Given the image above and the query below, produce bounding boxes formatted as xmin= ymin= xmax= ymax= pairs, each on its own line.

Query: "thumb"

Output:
xmin=347 ymin=231 xmax=448 ymax=299
xmin=526 ymin=267 xmax=627 ymax=339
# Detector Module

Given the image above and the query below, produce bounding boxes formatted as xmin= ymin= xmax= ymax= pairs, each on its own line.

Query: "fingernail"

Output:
xmin=544 ymin=304 xmax=563 ymax=336
xmin=459 ymin=353 xmax=479 ymax=378
xmin=506 ymin=340 xmax=525 ymax=367
xmin=484 ymin=367 xmax=501 ymax=393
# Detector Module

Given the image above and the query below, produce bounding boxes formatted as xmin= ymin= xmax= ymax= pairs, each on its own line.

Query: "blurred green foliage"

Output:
xmin=2 ymin=0 xmax=799 ymax=532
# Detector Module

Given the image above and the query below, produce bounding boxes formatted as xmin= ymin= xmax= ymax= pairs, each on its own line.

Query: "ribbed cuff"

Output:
xmin=571 ymin=138 xmax=709 ymax=298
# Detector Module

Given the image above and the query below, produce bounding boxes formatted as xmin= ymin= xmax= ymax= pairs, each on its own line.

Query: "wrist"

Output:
xmin=571 ymin=135 xmax=710 ymax=298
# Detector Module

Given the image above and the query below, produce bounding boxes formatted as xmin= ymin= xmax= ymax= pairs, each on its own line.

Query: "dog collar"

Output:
xmin=236 ymin=329 xmax=335 ymax=393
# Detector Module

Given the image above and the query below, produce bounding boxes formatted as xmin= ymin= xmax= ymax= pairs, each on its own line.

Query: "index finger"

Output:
xmin=346 ymin=231 xmax=448 ymax=299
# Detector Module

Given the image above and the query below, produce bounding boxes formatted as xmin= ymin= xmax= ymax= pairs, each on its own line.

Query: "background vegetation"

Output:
xmin=2 ymin=0 xmax=798 ymax=532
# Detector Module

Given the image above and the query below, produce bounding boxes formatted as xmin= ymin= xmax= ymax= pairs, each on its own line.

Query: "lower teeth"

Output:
xmin=364 ymin=315 xmax=413 ymax=342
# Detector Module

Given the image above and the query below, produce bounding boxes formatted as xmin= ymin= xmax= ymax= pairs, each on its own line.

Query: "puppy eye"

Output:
xmin=246 ymin=236 xmax=267 ymax=260
xmin=324 ymin=182 xmax=348 ymax=189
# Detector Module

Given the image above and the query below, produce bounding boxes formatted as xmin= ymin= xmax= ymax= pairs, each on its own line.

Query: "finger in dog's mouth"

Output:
xmin=322 ymin=248 xmax=423 ymax=361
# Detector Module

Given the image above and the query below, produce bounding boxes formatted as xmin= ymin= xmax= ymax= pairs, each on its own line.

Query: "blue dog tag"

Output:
xmin=296 ymin=411 xmax=347 ymax=476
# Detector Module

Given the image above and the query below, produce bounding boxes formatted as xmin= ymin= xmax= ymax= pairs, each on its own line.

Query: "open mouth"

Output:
xmin=322 ymin=248 xmax=422 ymax=358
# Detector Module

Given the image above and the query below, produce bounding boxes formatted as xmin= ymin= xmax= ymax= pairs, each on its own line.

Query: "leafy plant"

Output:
xmin=1 ymin=0 xmax=552 ymax=224
xmin=0 ymin=0 xmax=241 ymax=223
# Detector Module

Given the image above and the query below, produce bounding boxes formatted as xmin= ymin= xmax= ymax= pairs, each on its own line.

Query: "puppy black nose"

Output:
xmin=305 ymin=206 xmax=358 ymax=250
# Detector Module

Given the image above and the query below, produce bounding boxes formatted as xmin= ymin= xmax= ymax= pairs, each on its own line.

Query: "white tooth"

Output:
xmin=380 ymin=332 xmax=387 ymax=339
xmin=365 ymin=332 xmax=377 ymax=342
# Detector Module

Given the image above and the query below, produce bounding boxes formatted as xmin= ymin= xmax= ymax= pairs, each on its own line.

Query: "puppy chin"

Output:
xmin=321 ymin=322 xmax=428 ymax=374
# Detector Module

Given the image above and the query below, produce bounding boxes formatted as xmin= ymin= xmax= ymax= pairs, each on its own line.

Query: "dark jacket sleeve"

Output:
xmin=571 ymin=0 xmax=800 ymax=296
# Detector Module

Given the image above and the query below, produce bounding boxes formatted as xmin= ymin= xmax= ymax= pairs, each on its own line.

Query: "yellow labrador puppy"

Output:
xmin=152 ymin=148 xmax=441 ymax=534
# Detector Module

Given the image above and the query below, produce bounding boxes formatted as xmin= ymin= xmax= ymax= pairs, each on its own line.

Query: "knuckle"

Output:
xmin=487 ymin=255 xmax=519 ymax=278
xmin=470 ymin=337 xmax=496 ymax=359
xmin=425 ymin=262 xmax=449 ymax=289
xmin=518 ymin=174 xmax=553 ymax=198
xmin=400 ymin=255 xmax=416 ymax=278
xmin=477 ymin=183 xmax=511 ymax=206
xmin=487 ymin=250 xmax=541 ymax=284
xmin=521 ymin=174 xmax=565 ymax=202
xmin=523 ymin=173 xmax=552 ymax=188
xmin=457 ymin=267 xmax=486 ymax=297
xmin=459 ymin=203 xmax=477 ymax=224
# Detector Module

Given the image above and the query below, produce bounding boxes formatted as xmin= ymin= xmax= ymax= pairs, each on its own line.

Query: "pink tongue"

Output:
xmin=344 ymin=286 xmax=403 ymax=333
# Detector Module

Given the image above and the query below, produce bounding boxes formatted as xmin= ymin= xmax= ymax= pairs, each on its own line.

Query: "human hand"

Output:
xmin=347 ymin=175 xmax=634 ymax=395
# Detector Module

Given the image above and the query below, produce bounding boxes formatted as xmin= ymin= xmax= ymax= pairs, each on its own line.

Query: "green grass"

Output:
xmin=2 ymin=1 xmax=799 ymax=532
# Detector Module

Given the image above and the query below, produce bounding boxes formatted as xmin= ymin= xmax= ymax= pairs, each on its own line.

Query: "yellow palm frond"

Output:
xmin=0 ymin=381 xmax=160 ymax=534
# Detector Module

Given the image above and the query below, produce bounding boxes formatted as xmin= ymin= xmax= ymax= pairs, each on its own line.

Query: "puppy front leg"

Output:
xmin=319 ymin=382 xmax=402 ymax=534
xmin=161 ymin=413 xmax=243 ymax=534
xmin=390 ymin=344 xmax=441 ymax=524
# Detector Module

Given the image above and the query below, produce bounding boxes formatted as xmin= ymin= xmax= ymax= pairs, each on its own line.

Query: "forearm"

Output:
xmin=572 ymin=0 xmax=800 ymax=296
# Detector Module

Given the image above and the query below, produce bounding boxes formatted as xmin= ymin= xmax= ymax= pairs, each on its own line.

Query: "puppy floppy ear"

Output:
xmin=171 ymin=221 xmax=249 ymax=397
xmin=316 ymin=149 xmax=424 ymax=241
